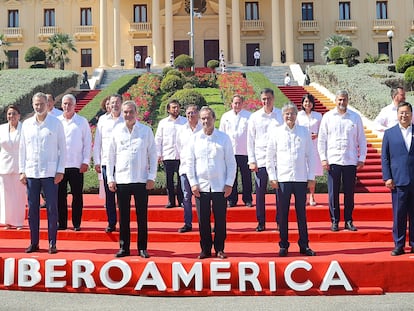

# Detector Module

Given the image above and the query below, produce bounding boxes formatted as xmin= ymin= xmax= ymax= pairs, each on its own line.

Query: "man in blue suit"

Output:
xmin=381 ymin=101 xmax=414 ymax=256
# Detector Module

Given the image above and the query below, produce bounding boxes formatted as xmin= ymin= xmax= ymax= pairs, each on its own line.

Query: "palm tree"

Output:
xmin=321 ymin=34 xmax=352 ymax=63
xmin=47 ymin=33 xmax=77 ymax=70
xmin=404 ymin=35 xmax=414 ymax=54
xmin=0 ymin=34 xmax=11 ymax=70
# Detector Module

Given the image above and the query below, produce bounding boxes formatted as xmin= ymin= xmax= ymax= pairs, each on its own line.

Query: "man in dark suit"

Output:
xmin=381 ymin=101 xmax=414 ymax=256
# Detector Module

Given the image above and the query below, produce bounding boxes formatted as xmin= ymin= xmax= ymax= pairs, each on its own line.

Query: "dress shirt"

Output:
xmin=399 ymin=124 xmax=413 ymax=151
xmin=93 ymin=114 xmax=124 ymax=166
xmin=19 ymin=114 xmax=66 ymax=178
xmin=107 ymin=122 xmax=157 ymax=184
xmin=219 ymin=109 xmax=251 ymax=155
xmin=374 ymin=103 xmax=414 ymax=131
xmin=58 ymin=113 xmax=92 ymax=168
xmin=155 ymin=115 xmax=187 ymax=160
xmin=187 ymin=129 xmax=237 ymax=192
xmin=247 ymin=107 xmax=283 ymax=168
xmin=266 ymin=123 xmax=315 ymax=182
xmin=318 ymin=108 xmax=367 ymax=166
xmin=0 ymin=122 xmax=22 ymax=174
xmin=296 ymin=110 xmax=322 ymax=135
xmin=49 ymin=107 xmax=63 ymax=117
xmin=176 ymin=121 xmax=202 ymax=176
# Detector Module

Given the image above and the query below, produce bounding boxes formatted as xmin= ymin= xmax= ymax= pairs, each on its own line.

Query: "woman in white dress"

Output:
xmin=296 ymin=94 xmax=323 ymax=206
xmin=0 ymin=105 xmax=26 ymax=229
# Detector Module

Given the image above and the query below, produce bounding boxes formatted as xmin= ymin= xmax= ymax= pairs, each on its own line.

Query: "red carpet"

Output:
xmin=1 ymin=193 xmax=413 ymax=296
xmin=74 ymin=90 xmax=100 ymax=112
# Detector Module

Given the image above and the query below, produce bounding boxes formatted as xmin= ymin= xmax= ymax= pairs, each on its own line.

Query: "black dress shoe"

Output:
xmin=105 ymin=226 xmax=116 ymax=233
xmin=115 ymin=249 xmax=130 ymax=257
xmin=245 ymin=202 xmax=253 ymax=207
xmin=391 ymin=248 xmax=405 ymax=256
xmin=73 ymin=227 xmax=81 ymax=232
xmin=197 ymin=251 xmax=211 ymax=259
xmin=300 ymin=247 xmax=316 ymax=256
xmin=139 ymin=250 xmax=150 ymax=258
xmin=165 ymin=203 xmax=176 ymax=208
xmin=216 ymin=251 xmax=227 ymax=259
xmin=227 ymin=202 xmax=236 ymax=207
xmin=57 ymin=226 xmax=67 ymax=230
xmin=256 ymin=224 xmax=265 ymax=232
xmin=25 ymin=244 xmax=39 ymax=253
xmin=331 ymin=223 xmax=339 ymax=232
xmin=178 ymin=224 xmax=192 ymax=233
xmin=48 ymin=245 xmax=58 ymax=254
xmin=344 ymin=221 xmax=357 ymax=231
xmin=279 ymin=248 xmax=288 ymax=257
xmin=411 ymin=247 xmax=414 ymax=253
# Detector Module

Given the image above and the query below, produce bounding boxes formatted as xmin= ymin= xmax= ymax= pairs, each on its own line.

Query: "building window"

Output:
xmin=376 ymin=1 xmax=387 ymax=19
xmin=8 ymin=50 xmax=19 ymax=69
xmin=303 ymin=43 xmax=315 ymax=62
xmin=134 ymin=5 xmax=147 ymax=23
xmin=339 ymin=2 xmax=351 ymax=20
xmin=81 ymin=48 xmax=92 ymax=67
xmin=44 ymin=9 xmax=55 ymax=26
xmin=301 ymin=3 xmax=314 ymax=21
xmin=81 ymin=8 xmax=92 ymax=26
xmin=378 ymin=42 xmax=389 ymax=56
xmin=8 ymin=10 xmax=19 ymax=27
xmin=245 ymin=2 xmax=259 ymax=20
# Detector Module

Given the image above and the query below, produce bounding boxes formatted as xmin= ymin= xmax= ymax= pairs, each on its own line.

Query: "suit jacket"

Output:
xmin=0 ymin=122 xmax=22 ymax=174
xmin=381 ymin=124 xmax=414 ymax=186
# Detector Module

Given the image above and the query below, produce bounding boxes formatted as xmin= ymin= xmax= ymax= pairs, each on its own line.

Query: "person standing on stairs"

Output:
xmin=57 ymin=94 xmax=91 ymax=232
xmin=93 ymin=94 xmax=124 ymax=233
xmin=296 ymin=94 xmax=323 ymax=206
xmin=318 ymin=90 xmax=367 ymax=232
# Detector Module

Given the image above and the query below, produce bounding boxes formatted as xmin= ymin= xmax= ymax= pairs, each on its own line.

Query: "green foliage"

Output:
xmin=46 ymin=33 xmax=77 ymax=70
xmin=173 ymin=54 xmax=194 ymax=69
xmin=166 ymin=69 xmax=184 ymax=78
xmin=404 ymin=35 xmax=414 ymax=54
xmin=30 ymin=63 xmax=47 ymax=69
xmin=167 ymin=89 xmax=207 ymax=112
xmin=363 ymin=53 xmax=389 ymax=64
xmin=395 ymin=54 xmax=414 ymax=73
xmin=183 ymin=82 xmax=193 ymax=89
xmin=24 ymin=46 xmax=46 ymax=63
xmin=160 ymin=74 xmax=184 ymax=93
xmin=328 ymin=46 xmax=344 ymax=64
xmin=321 ymin=34 xmax=352 ymax=62
xmin=341 ymin=46 xmax=360 ymax=67
xmin=245 ymin=72 xmax=288 ymax=108
xmin=162 ymin=66 xmax=174 ymax=76
xmin=207 ymin=59 xmax=219 ymax=69
xmin=404 ymin=66 xmax=414 ymax=87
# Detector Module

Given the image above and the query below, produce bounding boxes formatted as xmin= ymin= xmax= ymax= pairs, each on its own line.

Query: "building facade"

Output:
xmin=1 ymin=0 xmax=413 ymax=72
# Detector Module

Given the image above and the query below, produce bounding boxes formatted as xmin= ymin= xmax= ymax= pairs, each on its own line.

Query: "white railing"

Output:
xmin=129 ymin=22 xmax=151 ymax=32
xmin=372 ymin=19 xmax=395 ymax=32
xmin=336 ymin=20 xmax=358 ymax=33
xmin=298 ymin=20 xmax=319 ymax=33
xmin=3 ymin=27 xmax=23 ymax=38
xmin=38 ymin=26 xmax=59 ymax=38
xmin=241 ymin=20 xmax=264 ymax=31
xmin=73 ymin=25 xmax=96 ymax=34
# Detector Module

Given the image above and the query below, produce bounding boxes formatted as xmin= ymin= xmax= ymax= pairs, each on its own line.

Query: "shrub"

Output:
xmin=341 ymin=46 xmax=360 ymax=67
xmin=166 ymin=69 xmax=184 ymax=78
xmin=24 ymin=46 xmax=46 ymax=64
xmin=167 ymin=89 xmax=207 ymax=112
xmin=174 ymin=54 xmax=194 ymax=70
xmin=162 ymin=66 xmax=174 ymax=76
xmin=404 ymin=66 xmax=414 ymax=88
xmin=395 ymin=54 xmax=414 ymax=73
xmin=160 ymin=74 xmax=184 ymax=93
xmin=328 ymin=46 xmax=344 ymax=64
xmin=30 ymin=63 xmax=47 ymax=69
xmin=183 ymin=82 xmax=194 ymax=89
xmin=207 ymin=59 xmax=219 ymax=70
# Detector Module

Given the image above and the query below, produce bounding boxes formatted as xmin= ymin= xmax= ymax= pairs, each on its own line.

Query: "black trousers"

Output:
xmin=163 ymin=160 xmax=183 ymax=206
xmin=196 ymin=192 xmax=227 ymax=254
xmin=58 ymin=167 xmax=84 ymax=228
xmin=116 ymin=183 xmax=148 ymax=252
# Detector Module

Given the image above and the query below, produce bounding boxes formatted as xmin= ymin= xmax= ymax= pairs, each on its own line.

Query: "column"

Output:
xmin=231 ymin=0 xmax=242 ymax=66
xmin=152 ymin=0 xmax=162 ymax=66
xmin=99 ymin=0 xmax=108 ymax=67
xmin=284 ymin=0 xmax=295 ymax=64
xmin=113 ymin=0 xmax=120 ymax=67
xmin=271 ymin=0 xmax=281 ymax=66
xmin=165 ymin=0 xmax=173 ymax=66
xmin=218 ymin=0 xmax=228 ymax=60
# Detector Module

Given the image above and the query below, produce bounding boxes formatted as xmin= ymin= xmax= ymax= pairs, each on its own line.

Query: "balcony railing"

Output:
xmin=38 ymin=26 xmax=60 ymax=40
xmin=241 ymin=20 xmax=264 ymax=33
xmin=372 ymin=19 xmax=395 ymax=32
xmin=73 ymin=25 xmax=97 ymax=40
xmin=336 ymin=20 xmax=358 ymax=33
xmin=2 ymin=27 xmax=23 ymax=41
xmin=128 ymin=22 xmax=152 ymax=37
xmin=298 ymin=20 xmax=319 ymax=34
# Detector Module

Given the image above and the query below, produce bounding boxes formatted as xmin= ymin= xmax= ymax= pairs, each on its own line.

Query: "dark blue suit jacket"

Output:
xmin=381 ymin=124 xmax=414 ymax=186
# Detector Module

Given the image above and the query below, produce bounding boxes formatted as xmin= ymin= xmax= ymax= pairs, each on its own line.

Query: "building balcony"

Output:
xmin=2 ymin=27 xmax=23 ymax=41
xmin=128 ymin=22 xmax=152 ymax=38
xmin=38 ymin=26 xmax=60 ymax=41
xmin=336 ymin=20 xmax=358 ymax=33
xmin=298 ymin=20 xmax=319 ymax=34
xmin=73 ymin=25 xmax=97 ymax=40
xmin=372 ymin=19 xmax=395 ymax=33
xmin=241 ymin=20 xmax=264 ymax=34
